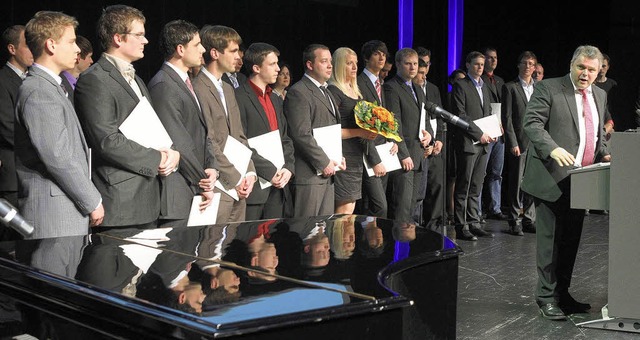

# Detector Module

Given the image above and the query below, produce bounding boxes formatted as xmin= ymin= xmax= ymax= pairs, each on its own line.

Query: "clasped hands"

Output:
xmin=158 ymin=148 xmax=180 ymax=176
xmin=322 ymin=157 xmax=346 ymax=177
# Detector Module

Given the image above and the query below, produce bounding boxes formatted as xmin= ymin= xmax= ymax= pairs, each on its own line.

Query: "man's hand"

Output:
xmin=322 ymin=160 xmax=337 ymax=177
xmin=602 ymin=154 xmax=612 ymax=162
xmin=199 ymin=168 xmax=218 ymax=192
xmin=420 ymin=129 xmax=432 ymax=148
xmin=401 ymin=157 xmax=414 ymax=172
xmin=271 ymin=168 xmax=292 ymax=188
xmin=236 ymin=175 xmax=256 ymax=199
xmin=511 ymin=146 xmax=521 ymax=157
xmin=360 ymin=129 xmax=378 ymax=140
xmin=479 ymin=133 xmax=495 ymax=144
xmin=199 ymin=191 xmax=214 ymax=211
xmin=338 ymin=157 xmax=347 ymax=171
xmin=550 ymin=147 xmax=575 ymax=166
xmin=389 ymin=142 xmax=398 ymax=155
xmin=158 ymin=148 xmax=180 ymax=177
xmin=432 ymin=141 xmax=443 ymax=156
xmin=89 ymin=203 xmax=105 ymax=227
xmin=423 ymin=145 xmax=434 ymax=158
xmin=372 ymin=163 xmax=386 ymax=177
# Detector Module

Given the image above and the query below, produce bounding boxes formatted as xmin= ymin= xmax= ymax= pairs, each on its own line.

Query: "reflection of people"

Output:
xmin=302 ymin=220 xmax=331 ymax=268
xmin=522 ymin=45 xmax=611 ymax=320
xmin=359 ymin=216 xmax=385 ymax=257
xmin=392 ymin=222 xmax=416 ymax=243
xmin=201 ymin=268 xmax=241 ymax=307
xmin=330 ymin=214 xmax=356 ymax=260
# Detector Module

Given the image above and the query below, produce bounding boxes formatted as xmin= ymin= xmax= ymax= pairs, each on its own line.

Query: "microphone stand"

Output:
xmin=439 ymin=121 xmax=449 ymax=244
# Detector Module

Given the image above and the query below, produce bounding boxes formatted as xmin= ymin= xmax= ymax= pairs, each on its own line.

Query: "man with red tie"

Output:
xmin=522 ymin=45 xmax=611 ymax=320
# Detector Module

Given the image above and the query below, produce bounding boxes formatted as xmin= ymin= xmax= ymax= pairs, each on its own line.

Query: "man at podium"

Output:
xmin=522 ymin=45 xmax=611 ymax=321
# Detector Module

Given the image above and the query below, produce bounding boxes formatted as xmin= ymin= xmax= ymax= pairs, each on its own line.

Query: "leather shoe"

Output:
xmin=559 ymin=294 xmax=591 ymax=313
xmin=522 ymin=223 xmax=536 ymax=233
xmin=539 ymin=303 xmax=567 ymax=320
xmin=487 ymin=212 xmax=508 ymax=220
xmin=470 ymin=226 xmax=494 ymax=238
xmin=457 ymin=229 xmax=477 ymax=241
xmin=509 ymin=224 xmax=524 ymax=236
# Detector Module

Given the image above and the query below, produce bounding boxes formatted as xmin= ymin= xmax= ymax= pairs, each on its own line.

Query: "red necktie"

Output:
xmin=185 ymin=77 xmax=197 ymax=100
xmin=375 ymin=78 xmax=382 ymax=104
xmin=579 ymin=89 xmax=595 ymax=166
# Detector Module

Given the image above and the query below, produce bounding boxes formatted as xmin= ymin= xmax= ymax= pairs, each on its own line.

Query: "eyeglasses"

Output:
xmin=121 ymin=32 xmax=146 ymax=40
xmin=520 ymin=62 xmax=536 ymax=68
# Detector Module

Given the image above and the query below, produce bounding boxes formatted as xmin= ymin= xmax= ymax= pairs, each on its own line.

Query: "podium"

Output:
xmin=573 ymin=131 xmax=640 ymax=333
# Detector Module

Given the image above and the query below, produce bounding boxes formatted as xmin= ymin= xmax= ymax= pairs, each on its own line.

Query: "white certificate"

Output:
xmin=418 ymin=103 xmax=427 ymax=139
xmin=364 ymin=142 xmax=402 ymax=177
xmin=313 ymin=124 xmax=342 ymax=174
xmin=430 ymin=118 xmax=437 ymax=136
xmin=490 ymin=103 xmax=502 ymax=119
xmin=187 ymin=193 xmax=221 ymax=226
xmin=247 ymin=130 xmax=285 ymax=189
xmin=473 ymin=113 xmax=503 ymax=143
xmin=214 ymin=136 xmax=253 ymax=201
xmin=119 ymin=97 xmax=172 ymax=150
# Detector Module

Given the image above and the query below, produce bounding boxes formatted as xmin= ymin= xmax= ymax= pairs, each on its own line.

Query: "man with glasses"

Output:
xmin=75 ymin=5 xmax=180 ymax=229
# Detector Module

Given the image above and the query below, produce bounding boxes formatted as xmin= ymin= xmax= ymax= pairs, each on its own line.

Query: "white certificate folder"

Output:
xmin=313 ymin=124 xmax=343 ymax=174
xmin=247 ymin=130 xmax=285 ymax=189
xmin=214 ymin=136 xmax=253 ymax=201
xmin=364 ymin=142 xmax=401 ymax=177
xmin=119 ymin=97 xmax=173 ymax=150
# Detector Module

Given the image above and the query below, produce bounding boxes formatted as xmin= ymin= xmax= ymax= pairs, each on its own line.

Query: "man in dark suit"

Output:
xmin=75 ymin=5 xmax=180 ymax=229
xmin=451 ymin=51 xmax=495 ymax=241
xmin=383 ymin=48 xmax=433 ymax=223
xmin=15 ymin=11 xmax=103 ymax=238
xmin=148 ymin=20 xmax=218 ymax=227
xmin=236 ymin=42 xmax=295 ymax=220
xmin=356 ymin=40 xmax=394 ymax=218
xmin=502 ymin=51 xmax=537 ymax=235
xmin=193 ymin=25 xmax=257 ymax=223
xmin=0 ymin=25 xmax=32 ymax=212
xmin=414 ymin=53 xmax=445 ymax=230
xmin=522 ymin=45 xmax=610 ymax=320
xmin=284 ymin=44 xmax=345 ymax=217
xmin=480 ymin=47 xmax=507 ymax=221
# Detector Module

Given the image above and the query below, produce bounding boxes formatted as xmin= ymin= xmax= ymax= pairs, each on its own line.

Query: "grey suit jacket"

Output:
xmin=235 ymin=80 xmax=295 ymax=205
xmin=192 ymin=69 xmax=255 ymax=193
xmin=383 ymin=75 xmax=434 ymax=169
xmin=148 ymin=64 xmax=217 ymax=220
xmin=451 ymin=77 xmax=492 ymax=153
xmin=522 ymin=75 xmax=608 ymax=202
xmin=75 ymin=56 xmax=162 ymax=227
xmin=15 ymin=66 xmax=101 ymax=238
xmin=284 ymin=75 xmax=340 ymax=185
xmin=0 ymin=66 xmax=22 ymax=192
xmin=357 ymin=72 xmax=387 ymax=166
xmin=502 ymin=78 xmax=531 ymax=151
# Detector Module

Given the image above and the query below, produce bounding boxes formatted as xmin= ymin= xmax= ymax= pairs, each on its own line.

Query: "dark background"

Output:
xmin=2 ymin=0 xmax=638 ymax=130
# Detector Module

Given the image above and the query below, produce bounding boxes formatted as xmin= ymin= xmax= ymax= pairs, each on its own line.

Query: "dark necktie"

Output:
xmin=320 ymin=85 xmax=335 ymax=115
xmin=579 ymin=89 xmax=595 ymax=166
xmin=60 ymin=83 xmax=68 ymax=97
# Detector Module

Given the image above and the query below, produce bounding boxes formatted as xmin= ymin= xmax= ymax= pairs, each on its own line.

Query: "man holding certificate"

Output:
xmin=75 ymin=5 xmax=179 ymax=229
xmin=236 ymin=43 xmax=295 ymax=221
xmin=193 ymin=25 xmax=256 ymax=223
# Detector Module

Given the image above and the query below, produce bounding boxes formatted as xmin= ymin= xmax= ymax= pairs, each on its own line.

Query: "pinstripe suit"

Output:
xmin=14 ymin=65 xmax=101 ymax=239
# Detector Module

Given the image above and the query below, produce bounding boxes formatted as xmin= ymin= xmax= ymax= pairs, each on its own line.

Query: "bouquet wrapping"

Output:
xmin=353 ymin=100 xmax=402 ymax=142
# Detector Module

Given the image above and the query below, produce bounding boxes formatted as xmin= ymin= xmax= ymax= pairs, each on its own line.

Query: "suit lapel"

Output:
xmin=162 ymin=65 xmax=205 ymax=125
xmin=200 ymin=73 xmax=230 ymax=129
xmin=363 ymin=74 xmax=382 ymax=105
xmin=243 ymin=83 xmax=271 ymax=130
xmin=99 ymin=58 xmax=140 ymax=102
xmin=561 ymin=76 xmax=580 ymax=133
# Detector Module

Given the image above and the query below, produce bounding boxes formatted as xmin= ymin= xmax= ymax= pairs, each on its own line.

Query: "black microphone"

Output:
xmin=424 ymin=101 xmax=470 ymax=131
xmin=0 ymin=199 xmax=34 ymax=237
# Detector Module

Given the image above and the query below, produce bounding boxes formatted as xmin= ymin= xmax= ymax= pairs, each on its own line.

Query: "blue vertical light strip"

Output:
xmin=447 ymin=0 xmax=464 ymax=91
xmin=398 ymin=0 xmax=414 ymax=49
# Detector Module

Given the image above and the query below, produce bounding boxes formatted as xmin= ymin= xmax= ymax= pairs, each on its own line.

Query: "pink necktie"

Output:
xmin=185 ymin=77 xmax=197 ymax=100
xmin=375 ymin=78 xmax=382 ymax=104
xmin=579 ymin=89 xmax=595 ymax=166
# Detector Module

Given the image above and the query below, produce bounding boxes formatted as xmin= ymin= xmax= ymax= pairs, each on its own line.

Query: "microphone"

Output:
xmin=0 ymin=199 xmax=34 ymax=237
xmin=423 ymin=101 xmax=470 ymax=131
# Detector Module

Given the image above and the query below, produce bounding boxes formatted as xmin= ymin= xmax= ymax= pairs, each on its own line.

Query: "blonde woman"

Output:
xmin=328 ymin=47 xmax=377 ymax=214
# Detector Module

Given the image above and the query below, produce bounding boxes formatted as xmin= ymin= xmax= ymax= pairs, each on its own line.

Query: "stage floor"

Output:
xmin=455 ymin=213 xmax=637 ymax=339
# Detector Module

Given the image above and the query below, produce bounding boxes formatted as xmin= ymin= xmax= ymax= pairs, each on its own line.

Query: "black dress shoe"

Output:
xmin=487 ymin=212 xmax=508 ymax=220
xmin=559 ymin=294 xmax=591 ymax=313
xmin=522 ymin=223 xmax=536 ymax=233
xmin=509 ymin=224 xmax=524 ymax=236
xmin=470 ymin=226 xmax=494 ymax=238
xmin=457 ymin=229 xmax=477 ymax=241
xmin=539 ymin=303 xmax=567 ymax=320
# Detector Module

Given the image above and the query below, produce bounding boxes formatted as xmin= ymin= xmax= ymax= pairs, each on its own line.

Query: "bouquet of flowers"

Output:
xmin=353 ymin=100 xmax=402 ymax=142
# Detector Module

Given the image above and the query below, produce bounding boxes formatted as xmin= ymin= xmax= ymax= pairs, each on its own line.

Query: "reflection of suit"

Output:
xmin=522 ymin=75 xmax=608 ymax=305
xmin=236 ymin=80 xmax=295 ymax=220
xmin=356 ymin=72 xmax=388 ymax=218
xmin=0 ymin=65 xmax=22 ymax=207
xmin=15 ymin=66 xmax=101 ymax=238
xmin=451 ymin=76 xmax=492 ymax=229
xmin=193 ymin=68 xmax=255 ymax=223
xmin=502 ymin=78 xmax=535 ymax=225
xmin=383 ymin=75 xmax=433 ymax=222
xmin=148 ymin=64 xmax=216 ymax=224
xmin=284 ymin=75 xmax=340 ymax=217
xmin=75 ymin=57 xmax=161 ymax=227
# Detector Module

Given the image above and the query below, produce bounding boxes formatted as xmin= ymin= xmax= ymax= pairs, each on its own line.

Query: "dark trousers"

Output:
xmin=454 ymin=146 xmax=488 ymax=230
xmin=423 ymin=154 xmax=445 ymax=230
xmin=246 ymin=187 xmax=285 ymax=221
xmin=506 ymin=150 xmax=535 ymax=226
xmin=358 ymin=168 xmax=389 ymax=218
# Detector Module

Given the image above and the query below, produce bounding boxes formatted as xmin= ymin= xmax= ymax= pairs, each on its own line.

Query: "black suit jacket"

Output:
xmin=481 ymin=73 xmax=505 ymax=103
xmin=383 ymin=75 xmax=434 ymax=169
xmin=424 ymin=81 xmax=444 ymax=140
xmin=502 ymin=78 xmax=531 ymax=151
xmin=148 ymin=64 xmax=217 ymax=220
xmin=0 ymin=66 xmax=22 ymax=192
xmin=235 ymin=79 xmax=295 ymax=205
xmin=357 ymin=72 xmax=387 ymax=166
xmin=75 ymin=56 xmax=162 ymax=226
xmin=222 ymin=72 xmax=248 ymax=88
xmin=451 ymin=77 xmax=492 ymax=153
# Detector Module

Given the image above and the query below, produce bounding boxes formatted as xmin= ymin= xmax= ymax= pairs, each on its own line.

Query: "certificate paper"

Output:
xmin=473 ymin=113 xmax=503 ymax=143
xmin=313 ymin=124 xmax=342 ymax=174
xmin=214 ymin=136 xmax=252 ymax=201
xmin=364 ymin=142 xmax=401 ymax=177
xmin=187 ymin=193 xmax=221 ymax=226
xmin=119 ymin=97 xmax=172 ymax=150
xmin=247 ymin=130 xmax=285 ymax=189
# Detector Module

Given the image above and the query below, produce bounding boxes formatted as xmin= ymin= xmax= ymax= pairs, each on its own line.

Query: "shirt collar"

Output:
xmin=518 ymin=76 xmax=534 ymax=87
xmin=248 ymin=79 xmax=272 ymax=97
xmin=201 ymin=67 xmax=224 ymax=88
xmin=304 ymin=73 xmax=326 ymax=88
xmin=470 ymin=75 xmax=484 ymax=87
xmin=164 ymin=61 xmax=189 ymax=82
xmin=103 ymin=53 xmax=136 ymax=81
xmin=5 ymin=61 xmax=27 ymax=79
xmin=32 ymin=63 xmax=62 ymax=85
xmin=363 ymin=68 xmax=379 ymax=85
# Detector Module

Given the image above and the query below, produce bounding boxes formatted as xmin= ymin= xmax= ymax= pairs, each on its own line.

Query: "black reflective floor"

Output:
xmin=455 ymin=213 xmax=638 ymax=340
